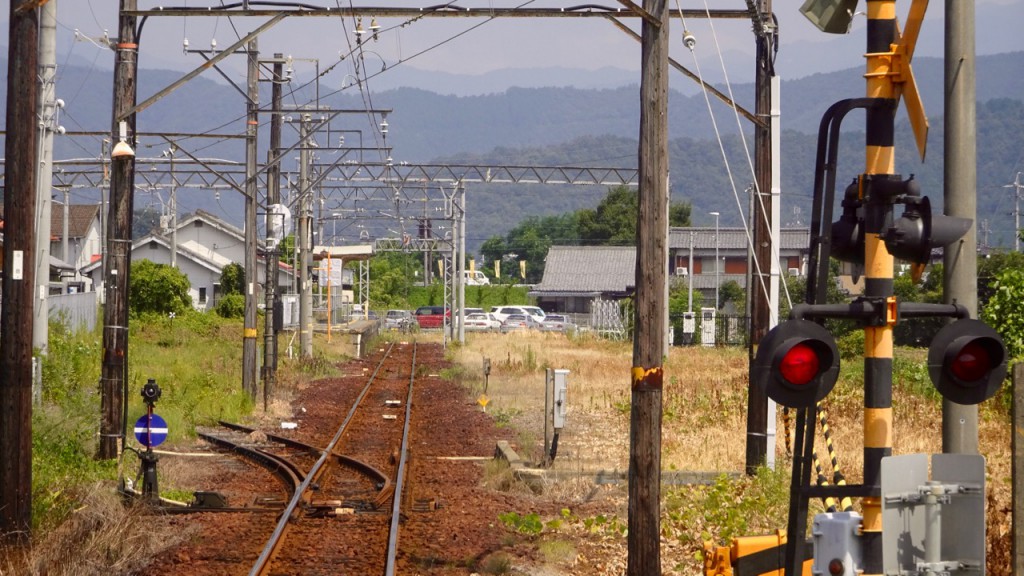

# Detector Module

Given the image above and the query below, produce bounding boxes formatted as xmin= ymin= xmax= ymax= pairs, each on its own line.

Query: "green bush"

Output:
xmin=129 ymin=260 xmax=192 ymax=317
xmin=215 ymin=293 xmax=245 ymax=318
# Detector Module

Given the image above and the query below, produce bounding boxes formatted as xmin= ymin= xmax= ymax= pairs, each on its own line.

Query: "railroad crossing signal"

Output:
xmin=830 ymin=175 xmax=973 ymax=265
xmin=927 ymin=319 xmax=1008 ymax=405
xmin=753 ymin=319 xmax=840 ymax=409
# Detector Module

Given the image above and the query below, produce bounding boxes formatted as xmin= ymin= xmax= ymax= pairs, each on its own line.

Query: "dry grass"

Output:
xmin=0 ymin=484 xmax=191 ymax=576
xmin=449 ymin=330 xmax=1009 ymax=481
xmin=444 ymin=329 xmax=1013 ymax=574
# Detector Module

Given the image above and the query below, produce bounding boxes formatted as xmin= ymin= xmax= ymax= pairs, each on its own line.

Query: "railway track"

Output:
xmin=196 ymin=341 xmax=419 ymax=575
xmin=144 ymin=341 xmax=515 ymax=576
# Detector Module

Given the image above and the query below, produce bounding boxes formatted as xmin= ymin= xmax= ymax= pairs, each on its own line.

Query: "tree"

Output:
xmin=718 ymin=280 xmax=744 ymax=310
xmin=577 ymin=185 xmax=693 ymax=245
xmin=368 ymin=252 xmax=421 ymax=310
xmin=479 ymin=213 xmax=578 ymax=284
xmin=220 ymin=262 xmax=245 ymax=296
xmin=130 ymin=260 xmax=192 ymax=317
xmin=978 ymin=251 xmax=1024 ymax=311
xmin=981 ymin=267 xmax=1024 ymax=362
xmin=478 ymin=186 xmax=693 ymax=283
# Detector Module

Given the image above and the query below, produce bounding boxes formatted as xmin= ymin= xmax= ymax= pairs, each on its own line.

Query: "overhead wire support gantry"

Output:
xmin=126 ymin=4 xmax=754 ymax=20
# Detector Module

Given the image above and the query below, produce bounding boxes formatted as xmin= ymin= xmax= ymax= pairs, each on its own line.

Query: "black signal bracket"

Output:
xmin=790 ymin=300 xmax=968 ymax=327
xmin=863 ymin=173 xmax=919 ymax=205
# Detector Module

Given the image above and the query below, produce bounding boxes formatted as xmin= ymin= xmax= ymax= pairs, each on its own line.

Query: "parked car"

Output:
xmin=540 ymin=314 xmax=576 ymax=333
xmin=463 ymin=312 xmax=501 ymax=331
xmin=500 ymin=313 xmax=539 ymax=333
xmin=519 ymin=306 xmax=547 ymax=323
xmin=385 ymin=309 xmax=415 ymax=331
xmin=490 ymin=306 xmax=528 ymax=323
xmin=414 ymin=306 xmax=450 ymax=329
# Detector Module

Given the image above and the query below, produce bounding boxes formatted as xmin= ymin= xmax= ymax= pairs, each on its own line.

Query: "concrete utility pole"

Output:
xmin=168 ymin=147 xmax=176 ymax=268
xmin=628 ymin=1 xmax=668 ymax=574
xmin=942 ymin=0 xmax=978 ymax=454
xmin=99 ymin=0 xmax=138 ymax=460
xmin=61 ymin=189 xmax=69 ymax=262
xmin=242 ymin=37 xmax=259 ymax=399
xmin=746 ymin=0 xmax=775 ymax=475
xmin=298 ymin=114 xmax=314 ymax=358
xmin=263 ymin=55 xmax=284 ymax=402
xmin=1 ymin=0 xmax=40 ymax=542
xmin=1005 ymin=172 xmax=1022 ymax=252
xmin=33 ymin=0 xmax=58 ymax=358
xmin=457 ymin=182 xmax=466 ymax=344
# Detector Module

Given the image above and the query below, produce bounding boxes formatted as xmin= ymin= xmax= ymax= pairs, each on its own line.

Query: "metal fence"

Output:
xmin=671 ymin=314 xmax=750 ymax=347
xmin=48 ymin=291 xmax=100 ymax=334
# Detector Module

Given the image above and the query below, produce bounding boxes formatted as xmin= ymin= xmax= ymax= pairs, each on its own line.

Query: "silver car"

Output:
xmin=540 ymin=314 xmax=576 ymax=333
xmin=500 ymin=313 xmax=539 ymax=333
xmin=384 ymin=309 xmax=415 ymax=331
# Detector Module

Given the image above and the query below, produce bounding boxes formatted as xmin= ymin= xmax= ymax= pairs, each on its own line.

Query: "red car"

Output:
xmin=414 ymin=306 xmax=450 ymax=329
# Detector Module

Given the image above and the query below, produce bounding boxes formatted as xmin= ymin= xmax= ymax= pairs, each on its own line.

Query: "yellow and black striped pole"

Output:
xmin=862 ymin=1 xmax=898 ymax=572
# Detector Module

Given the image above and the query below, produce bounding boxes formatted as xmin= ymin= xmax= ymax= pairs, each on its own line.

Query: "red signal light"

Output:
xmin=928 ymin=319 xmax=1008 ymax=405
xmin=780 ymin=343 xmax=820 ymax=386
xmin=950 ymin=340 xmax=990 ymax=383
xmin=754 ymin=319 xmax=840 ymax=408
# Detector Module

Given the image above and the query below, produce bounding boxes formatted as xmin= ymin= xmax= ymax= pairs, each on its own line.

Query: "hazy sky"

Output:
xmin=46 ymin=0 xmax=1020 ymax=89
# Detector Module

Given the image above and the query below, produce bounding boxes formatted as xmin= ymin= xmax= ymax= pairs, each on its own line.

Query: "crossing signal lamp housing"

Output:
xmin=883 ymin=195 xmax=972 ymax=264
xmin=878 ymin=176 xmax=973 ymax=264
xmin=928 ymin=319 xmax=1008 ymax=405
xmin=754 ymin=319 xmax=841 ymax=408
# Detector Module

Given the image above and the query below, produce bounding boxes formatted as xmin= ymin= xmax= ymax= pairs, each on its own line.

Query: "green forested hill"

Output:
xmin=2 ymin=52 xmax=1020 ymax=255
xmin=457 ymin=98 xmax=1024 ymax=254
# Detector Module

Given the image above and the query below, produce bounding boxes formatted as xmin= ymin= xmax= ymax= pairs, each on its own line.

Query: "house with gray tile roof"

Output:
xmin=529 ymin=246 xmax=636 ymax=313
xmin=529 ymin=228 xmax=811 ymax=313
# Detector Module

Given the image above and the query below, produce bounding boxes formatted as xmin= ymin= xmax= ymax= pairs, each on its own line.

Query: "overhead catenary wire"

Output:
xmin=697 ymin=0 xmax=793 ymax=316
xmin=674 ymin=5 xmax=774 ymax=317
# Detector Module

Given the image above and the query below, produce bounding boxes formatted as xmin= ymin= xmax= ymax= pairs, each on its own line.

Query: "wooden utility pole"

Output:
xmin=242 ymin=37 xmax=259 ymax=399
xmin=1 ymin=0 xmax=40 ymax=542
xmin=746 ymin=0 xmax=775 ymax=475
xmin=628 ymin=1 xmax=668 ymax=574
xmin=99 ymin=0 xmax=138 ymax=460
xmin=263 ymin=55 xmax=284 ymax=403
xmin=942 ymin=0 xmax=979 ymax=454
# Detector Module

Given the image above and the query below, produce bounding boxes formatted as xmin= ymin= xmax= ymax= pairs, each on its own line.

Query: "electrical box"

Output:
xmin=701 ymin=307 xmax=716 ymax=347
xmin=552 ymin=369 xmax=569 ymax=429
xmin=811 ymin=511 xmax=862 ymax=576
xmin=683 ymin=312 xmax=695 ymax=335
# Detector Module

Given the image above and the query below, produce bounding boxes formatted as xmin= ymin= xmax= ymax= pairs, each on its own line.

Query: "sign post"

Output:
xmin=134 ymin=379 xmax=167 ymax=503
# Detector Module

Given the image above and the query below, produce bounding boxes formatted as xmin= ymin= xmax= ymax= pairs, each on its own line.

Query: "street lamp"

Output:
xmin=710 ymin=212 xmax=720 ymax=309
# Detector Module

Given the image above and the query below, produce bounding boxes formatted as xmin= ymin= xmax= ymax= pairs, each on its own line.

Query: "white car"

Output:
xmin=463 ymin=312 xmax=501 ymax=331
xmin=491 ymin=305 xmax=546 ymax=324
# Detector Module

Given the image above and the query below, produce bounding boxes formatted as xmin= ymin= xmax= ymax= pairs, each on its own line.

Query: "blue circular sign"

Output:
xmin=134 ymin=413 xmax=168 ymax=448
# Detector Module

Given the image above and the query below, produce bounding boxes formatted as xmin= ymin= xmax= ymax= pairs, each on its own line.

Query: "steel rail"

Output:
xmin=248 ymin=341 xmax=397 ymax=576
xmin=197 ymin=431 xmax=303 ymax=500
xmin=218 ymin=420 xmax=392 ymax=501
xmin=384 ymin=342 xmax=418 ymax=575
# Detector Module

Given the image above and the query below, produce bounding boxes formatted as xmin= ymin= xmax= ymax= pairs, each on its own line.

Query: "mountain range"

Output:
xmin=1 ymin=49 xmax=1021 ymax=255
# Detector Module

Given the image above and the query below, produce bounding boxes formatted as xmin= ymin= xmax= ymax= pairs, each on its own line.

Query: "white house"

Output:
xmin=83 ymin=209 xmax=292 ymax=312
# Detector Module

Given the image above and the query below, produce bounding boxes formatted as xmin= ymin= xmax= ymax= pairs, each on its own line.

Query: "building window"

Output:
xmin=199 ymin=287 xmax=207 ymax=303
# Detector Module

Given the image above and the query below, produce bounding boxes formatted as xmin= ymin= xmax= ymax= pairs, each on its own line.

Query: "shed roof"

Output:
xmin=533 ymin=246 xmax=636 ymax=294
